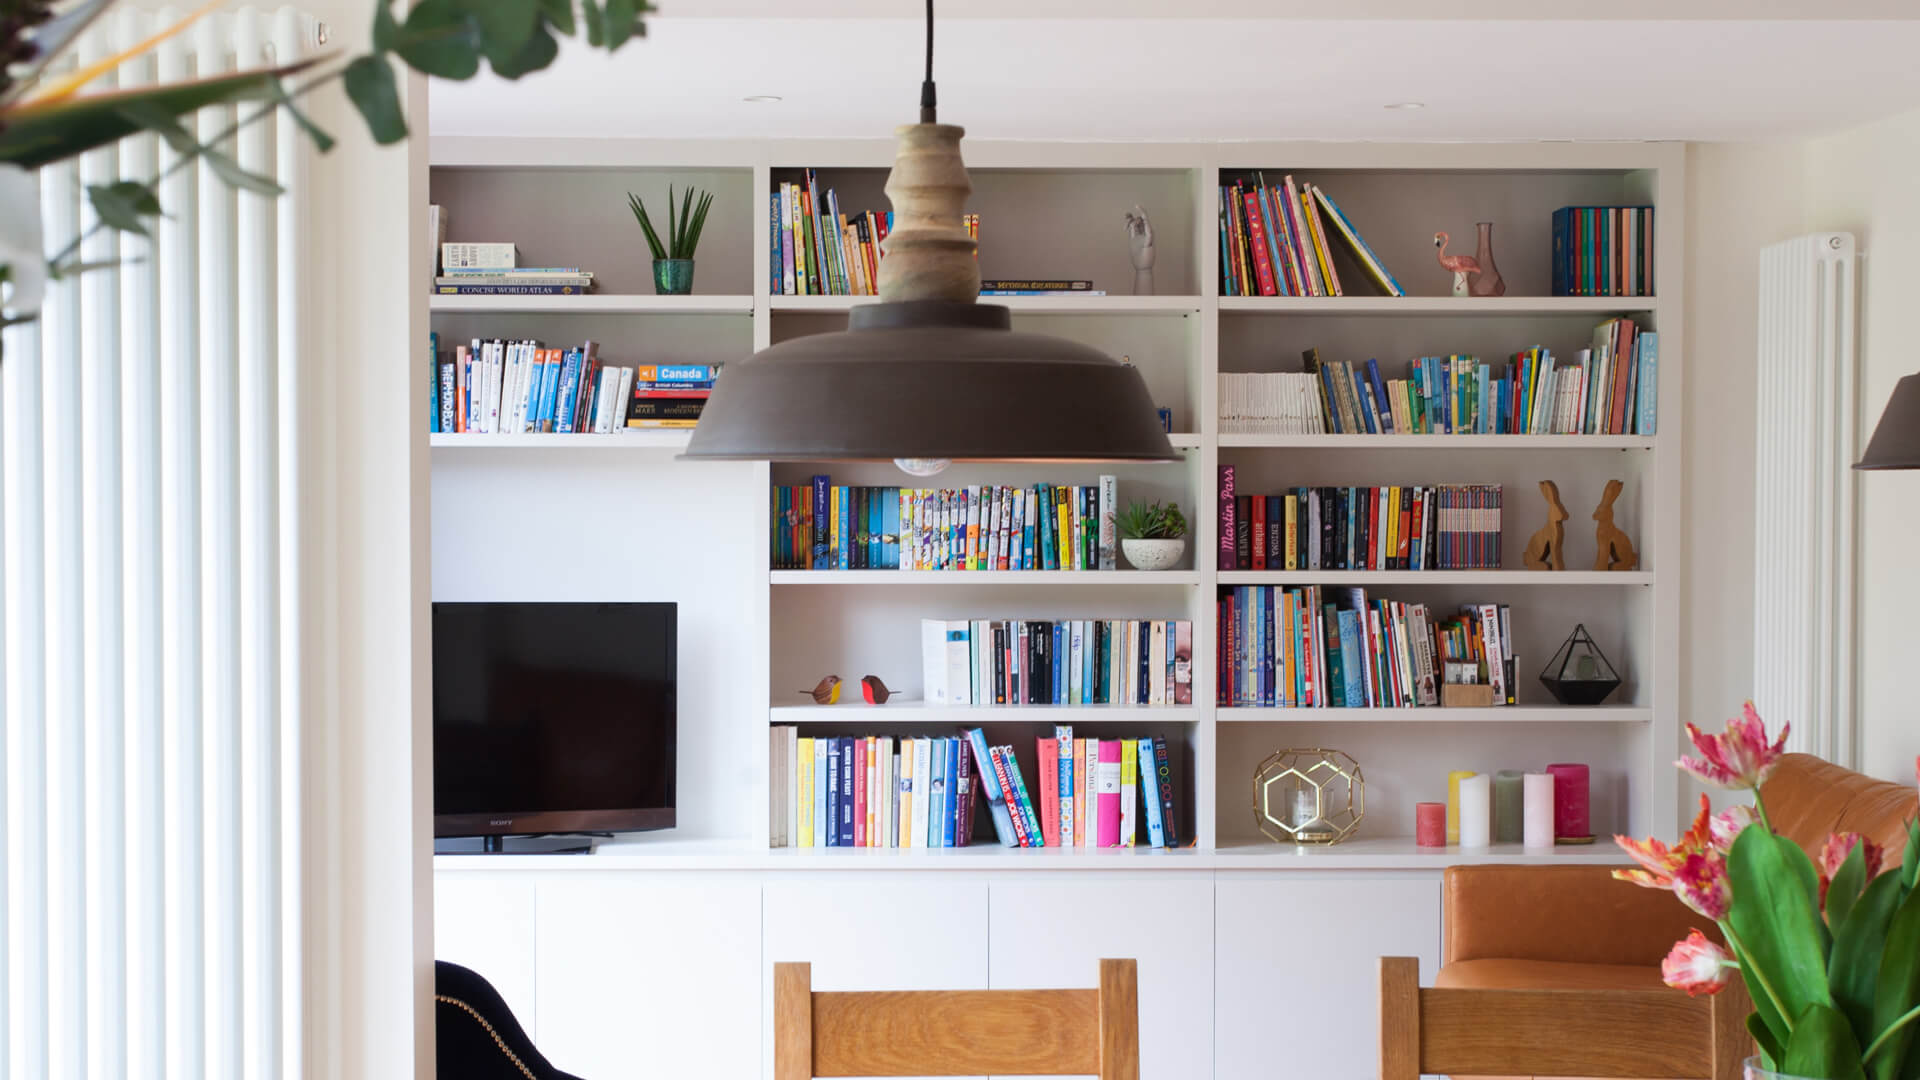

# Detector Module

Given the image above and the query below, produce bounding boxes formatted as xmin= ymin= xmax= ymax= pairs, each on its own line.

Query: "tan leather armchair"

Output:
xmin=1380 ymin=755 xmax=1916 ymax=1080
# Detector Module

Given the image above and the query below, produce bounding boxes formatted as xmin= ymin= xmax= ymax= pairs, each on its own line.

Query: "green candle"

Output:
xmin=1493 ymin=770 xmax=1525 ymax=844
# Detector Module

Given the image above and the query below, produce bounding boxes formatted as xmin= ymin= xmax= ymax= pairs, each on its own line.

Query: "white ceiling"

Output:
xmin=428 ymin=15 xmax=1920 ymax=143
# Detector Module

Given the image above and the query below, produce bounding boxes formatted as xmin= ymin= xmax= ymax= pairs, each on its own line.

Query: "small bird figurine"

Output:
xmin=860 ymin=675 xmax=892 ymax=706
xmin=1433 ymin=231 xmax=1481 ymax=297
xmin=800 ymin=675 xmax=841 ymax=705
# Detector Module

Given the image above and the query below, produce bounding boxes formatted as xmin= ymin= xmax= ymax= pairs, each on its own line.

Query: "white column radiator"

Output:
xmin=1752 ymin=233 xmax=1858 ymax=765
xmin=2 ymin=9 xmax=318 ymax=1080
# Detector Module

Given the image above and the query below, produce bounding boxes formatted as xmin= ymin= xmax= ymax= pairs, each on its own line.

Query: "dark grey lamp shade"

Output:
xmin=1855 ymin=373 xmax=1920 ymax=470
xmin=681 ymin=300 xmax=1177 ymax=462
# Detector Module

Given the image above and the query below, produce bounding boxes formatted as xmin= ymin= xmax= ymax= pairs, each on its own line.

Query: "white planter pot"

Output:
xmin=1122 ymin=537 xmax=1186 ymax=571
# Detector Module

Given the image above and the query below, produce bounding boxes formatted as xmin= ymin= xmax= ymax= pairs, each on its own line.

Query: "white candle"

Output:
xmin=1458 ymin=773 xmax=1492 ymax=848
xmin=1524 ymin=772 xmax=1555 ymax=850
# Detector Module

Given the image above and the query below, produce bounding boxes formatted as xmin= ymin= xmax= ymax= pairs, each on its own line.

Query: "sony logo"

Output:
xmin=490 ymin=819 xmax=512 ymax=826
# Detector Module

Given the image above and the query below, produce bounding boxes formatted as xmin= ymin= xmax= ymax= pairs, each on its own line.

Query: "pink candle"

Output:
xmin=1546 ymin=763 xmax=1590 ymax=839
xmin=1415 ymin=802 xmax=1447 ymax=847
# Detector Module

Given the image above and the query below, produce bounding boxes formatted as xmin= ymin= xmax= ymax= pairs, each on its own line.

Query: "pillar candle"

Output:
xmin=1446 ymin=770 xmax=1477 ymax=844
xmin=1493 ymin=770 xmax=1525 ymax=844
xmin=1523 ymin=772 xmax=1555 ymax=849
xmin=1415 ymin=802 xmax=1446 ymax=847
xmin=1458 ymin=774 xmax=1492 ymax=848
xmin=1547 ymin=762 xmax=1591 ymax=840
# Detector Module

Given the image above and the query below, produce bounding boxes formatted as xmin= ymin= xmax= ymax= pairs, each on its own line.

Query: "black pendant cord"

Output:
xmin=919 ymin=0 xmax=937 ymax=124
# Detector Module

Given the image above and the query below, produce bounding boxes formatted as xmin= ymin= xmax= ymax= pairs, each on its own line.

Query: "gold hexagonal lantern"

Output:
xmin=1253 ymin=748 xmax=1365 ymax=845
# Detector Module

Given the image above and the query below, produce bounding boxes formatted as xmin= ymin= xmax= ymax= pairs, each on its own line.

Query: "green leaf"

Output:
xmin=343 ymin=56 xmax=408 ymax=146
xmin=1872 ymin=887 xmax=1920 ymax=1080
xmin=1731 ymin=926 xmax=1794 ymax=1053
xmin=1902 ymin=819 xmax=1919 ymax=891
xmin=86 ymin=181 xmax=161 ymax=237
xmin=1752 ymin=1013 xmax=1786 ymax=1073
xmin=1729 ymin=828 xmax=1836 ymax=1041
xmin=1831 ymin=843 xmax=1870 ymax=932
xmin=460 ymin=0 xmax=540 ymax=57
xmin=604 ymin=0 xmax=639 ymax=50
xmin=580 ymin=0 xmax=606 ymax=48
xmin=1785 ymin=1004 xmax=1869 ymax=1080
xmin=484 ymin=22 xmax=559 ymax=79
xmin=1835 ymin=872 xmax=1906 ymax=1056
xmin=538 ymin=0 xmax=575 ymax=36
xmin=202 ymin=145 xmax=283 ymax=196
xmin=267 ymin=79 xmax=336 ymax=153
xmin=394 ymin=0 xmax=483 ymax=80
xmin=0 ymin=60 xmax=319 ymax=170
xmin=372 ymin=0 xmax=403 ymax=52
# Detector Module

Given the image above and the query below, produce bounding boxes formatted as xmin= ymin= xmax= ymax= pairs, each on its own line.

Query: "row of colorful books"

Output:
xmin=766 ymin=728 xmax=1183 ymax=850
xmin=919 ymin=619 xmax=1194 ymax=707
xmin=428 ymin=335 xmax=719 ymax=434
xmin=768 ymin=171 xmax=895 ymax=296
xmin=1220 ymin=176 xmax=1402 ymax=297
xmin=1302 ymin=322 xmax=1656 ymax=436
xmin=1218 ymin=586 xmax=1518 ymax=708
xmin=1219 ymin=482 xmax=1505 ymax=572
xmin=771 ymin=481 xmax=1119 ymax=571
xmin=1552 ymin=206 xmax=1655 ymax=297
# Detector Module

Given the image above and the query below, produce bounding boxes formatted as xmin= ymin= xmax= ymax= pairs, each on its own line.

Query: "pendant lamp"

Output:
xmin=680 ymin=2 xmax=1175 ymax=473
xmin=1854 ymin=373 xmax=1920 ymax=470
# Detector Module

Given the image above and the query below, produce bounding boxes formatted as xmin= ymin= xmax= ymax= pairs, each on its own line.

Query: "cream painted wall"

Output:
xmin=1804 ymin=109 xmax=1920 ymax=784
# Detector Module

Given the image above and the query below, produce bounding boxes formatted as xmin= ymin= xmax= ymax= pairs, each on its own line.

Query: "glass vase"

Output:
xmin=652 ymin=258 xmax=695 ymax=295
xmin=1745 ymin=1057 xmax=1825 ymax=1080
xmin=1467 ymin=221 xmax=1506 ymax=297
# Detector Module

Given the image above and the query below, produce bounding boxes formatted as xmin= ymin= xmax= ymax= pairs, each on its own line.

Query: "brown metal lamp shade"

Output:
xmin=1855 ymin=373 xmax=1920 ymax=470
xmin=681 ymin=300 xmax=1176 ymax=463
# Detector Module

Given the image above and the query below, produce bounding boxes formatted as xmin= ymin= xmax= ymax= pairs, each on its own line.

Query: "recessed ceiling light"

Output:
xmin=1384 ymin=101 xmax=1426 ymax=111
xmin=743 ymin=95 xmax=783 ymax=104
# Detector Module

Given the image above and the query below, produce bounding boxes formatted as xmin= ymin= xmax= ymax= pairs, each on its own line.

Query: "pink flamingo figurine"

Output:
xmin=1433 ymin=231 xmax=1480 ymax=297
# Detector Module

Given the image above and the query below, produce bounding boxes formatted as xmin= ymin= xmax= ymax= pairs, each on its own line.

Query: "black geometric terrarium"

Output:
xmin=1539 ymin=624 xmax=1621 ymax=706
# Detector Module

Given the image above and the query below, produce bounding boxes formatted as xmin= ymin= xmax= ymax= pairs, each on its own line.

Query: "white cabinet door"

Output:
xmin=535 ymin=874 xmax=762 ymax=1080
xmin=987 ymin=874 xmax=1214 ymax=1080
xmin=434 ymin=871 xmax=540 ymax=1038
xmin=763 ymin=875 xmax=990 ymax=1080
xmin=1214 ymin=873 xmax=1442 ymax=1080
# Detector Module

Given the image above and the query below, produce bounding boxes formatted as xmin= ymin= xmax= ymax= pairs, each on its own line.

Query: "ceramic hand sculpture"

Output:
xmin=1125 ymin=205 xmax=1156 ymax=296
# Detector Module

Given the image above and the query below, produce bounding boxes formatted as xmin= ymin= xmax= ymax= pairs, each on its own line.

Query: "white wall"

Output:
xmin=1803 ymin=108 xmax=1920 ymax=784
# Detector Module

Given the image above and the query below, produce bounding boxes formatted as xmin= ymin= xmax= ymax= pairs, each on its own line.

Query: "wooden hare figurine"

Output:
xmin=1522 ymin=480 xmax=1568 ymax=571
xmin=1592 ymin=479 xmax=1638 ymax=571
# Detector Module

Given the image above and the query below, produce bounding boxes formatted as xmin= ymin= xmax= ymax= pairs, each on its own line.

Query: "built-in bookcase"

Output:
xmin=425 ymin=136 xmax=1681 ymax=866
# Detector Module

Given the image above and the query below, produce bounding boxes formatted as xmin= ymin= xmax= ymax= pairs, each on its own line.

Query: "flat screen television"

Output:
xmin=433 ymin=601 xmax=676 ymax=838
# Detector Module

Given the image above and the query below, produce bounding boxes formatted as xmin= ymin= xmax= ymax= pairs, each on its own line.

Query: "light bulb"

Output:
xmin=894 ymin=457 xmax=952 ymax=478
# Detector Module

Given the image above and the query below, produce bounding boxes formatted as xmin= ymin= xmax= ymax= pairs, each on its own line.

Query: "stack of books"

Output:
xmin=1256 ymin=326 xmax=1657 ymax=437
xmin=1219 ymin=475 xmax=1504 ymax=572
xmin=769 ymin=170 xmax=893 ymax=296
xmin=771 ymin=480 xmax=1118 ymax=571
xmin=919 ymin=618 xmax=1193 ymax=707
xmin=1552 ymin=206 xmax=1655 ymax=297
xmin=435 ymin=243 xmax=594 ymax=296
xmin=1217 ymin=586 xmax=1517 ymax=708
xmin=1220 ymin=175 xmax=1402 ymax=297
xmin=765 ymin=727 xmax=1184 ymax=850
xmin=625 ymin=363 xmax=720 ymax=430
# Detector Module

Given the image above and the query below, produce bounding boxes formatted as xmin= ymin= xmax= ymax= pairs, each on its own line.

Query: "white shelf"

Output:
xmin=1218 ymin=433 xmax=1655 ymax=450
xmin=1217 ymin=295 xmax=1656 ymax=316
xmin=429 ymin=431 xmax=691 ymax=451
xmin=771 ymin=702 xmax=1199 ymax=723
xmin=1167 ymin=432 xmax=1203 ymax=449
xmin=429 ymin=293 xmax=753 ymax=315
xmin=771 ymin=569 xmax=1204 ymax=586
xmin=770 ymin=294 xmax=1204 ymax=315
xmin=1215 ymin=705 xmax=1650 ymax=724
xmin=1214 ymin=569 xmax=1652 ymax=587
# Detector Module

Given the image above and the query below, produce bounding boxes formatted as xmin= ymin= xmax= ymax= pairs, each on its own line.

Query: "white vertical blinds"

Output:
xmin=1 ymin=10 xmax=318 ymax=1079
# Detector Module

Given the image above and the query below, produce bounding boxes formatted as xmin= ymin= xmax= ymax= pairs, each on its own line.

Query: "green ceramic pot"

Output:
xmin=653 ymin=258 xmax=694 ymax=295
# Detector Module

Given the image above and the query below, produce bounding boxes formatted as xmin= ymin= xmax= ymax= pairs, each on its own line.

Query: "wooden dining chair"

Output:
xmin=773 ymin=958 xmax=1139 ymax=1080
xmin=1379 ymin=956 xmax=1753 ymax=1080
